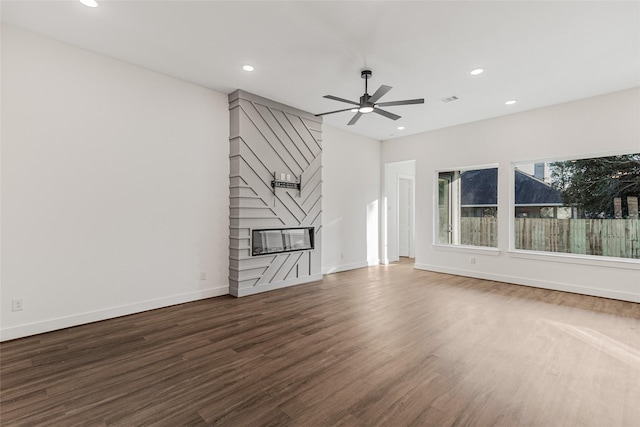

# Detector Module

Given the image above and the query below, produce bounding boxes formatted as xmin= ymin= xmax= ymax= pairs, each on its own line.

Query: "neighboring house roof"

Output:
xmin=461 ymin=168 xmax=498 ymax=206
xmin=459 ymin=168 xmax=563 ymax=206
xmin=514 ymin=169 xmax=563 ymax=205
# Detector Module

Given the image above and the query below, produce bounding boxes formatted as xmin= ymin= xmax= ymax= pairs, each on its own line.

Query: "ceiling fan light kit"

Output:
xmin=316 ymin=69 xmax=425 ymax=126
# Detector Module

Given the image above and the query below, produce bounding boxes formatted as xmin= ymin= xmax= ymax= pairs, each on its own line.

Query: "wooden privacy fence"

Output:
xmin=460 ymin=217 xmax=640 ymax=258
xmin=514 ymin=218 xmax=640 ymax=259
xmin=460 ymin=217 xmax=498 ymax=248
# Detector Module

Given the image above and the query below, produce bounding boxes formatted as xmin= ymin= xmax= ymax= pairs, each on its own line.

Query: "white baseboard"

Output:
xmin=0 ymin=285 xmax=229 ymax=342
xmin=322 ymin=261 xmax=370 ymax=275
xmin=414 ymin=263 xmax=640 ymax=303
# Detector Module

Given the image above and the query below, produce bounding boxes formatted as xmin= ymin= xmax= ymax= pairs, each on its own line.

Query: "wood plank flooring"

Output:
xmin=2 ymin=259 xmax=639 ymax=426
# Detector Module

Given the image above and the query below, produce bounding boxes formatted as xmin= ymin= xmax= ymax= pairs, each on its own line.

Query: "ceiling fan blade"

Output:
xmin=373 ymin=108 xmax=401 ymax=121
xmin=368 ymin=85 xmax=392 ymax=103
xmin=323 ymin=95 xmax=360 ymax=106
xmin=376 ymin=98 xmax=425 ymax=107
xmin=315 ymin=107 xmax=357 ymax=117
xmin=347 ymin=112 xmax=363 ymax=125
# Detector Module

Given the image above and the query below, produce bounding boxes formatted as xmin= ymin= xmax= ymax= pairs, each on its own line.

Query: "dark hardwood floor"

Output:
xmin=2 ymin=259 xmax=639 ymax=426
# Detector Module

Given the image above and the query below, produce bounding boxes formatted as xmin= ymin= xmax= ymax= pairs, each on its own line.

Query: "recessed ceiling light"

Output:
xmin=505 ymin=99 xmax=517 ymax=105
xmin=397 ymin=126 xmax=405 ymax=130
xmin=79 ymin=0 xmax=98 ymax=7
xmin=242 ymin=65 xmax=254 ymax=72
xmin=470 ymin=68 xmax=484 ymax=75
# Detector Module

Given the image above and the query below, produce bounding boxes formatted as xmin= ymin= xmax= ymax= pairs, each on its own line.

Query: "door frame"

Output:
xmin=397 ymin=173 xmax=415 ymax=258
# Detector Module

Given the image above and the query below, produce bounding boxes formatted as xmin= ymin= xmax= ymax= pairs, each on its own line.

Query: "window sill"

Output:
xmin=433 ymin=244 xmax=501 ymax=256
xmin=508 ymin=250 xmax=640 ymax=270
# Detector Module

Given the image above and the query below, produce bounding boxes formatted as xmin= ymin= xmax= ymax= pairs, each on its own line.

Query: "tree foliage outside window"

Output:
xmin=549 ymin=154 xmax=640 ymax=218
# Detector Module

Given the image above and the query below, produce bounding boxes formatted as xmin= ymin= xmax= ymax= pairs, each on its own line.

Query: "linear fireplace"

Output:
xmin=252 ymin=227 xmax=315 ymax=256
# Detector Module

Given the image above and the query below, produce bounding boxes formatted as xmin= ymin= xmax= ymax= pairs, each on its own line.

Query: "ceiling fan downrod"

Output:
xmin=361 ymin=69 xmax=372 ymax=92
xmin=360 ymin=69 xmax=374 ymax=112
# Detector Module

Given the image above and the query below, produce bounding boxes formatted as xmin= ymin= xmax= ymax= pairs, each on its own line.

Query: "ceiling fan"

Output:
xmin=316 ymin=69 xmax=424 ymax=125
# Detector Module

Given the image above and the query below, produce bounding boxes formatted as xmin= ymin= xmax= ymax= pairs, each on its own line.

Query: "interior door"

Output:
xmin=398 ymin=177 xmax=413 ymax=257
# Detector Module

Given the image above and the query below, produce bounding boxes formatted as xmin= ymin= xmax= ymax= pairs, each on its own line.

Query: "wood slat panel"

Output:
xmin=236 ymin=140 xmax=305 ymax=224
xmin=229 ymin=91 xmax=322 ymax=296
xmin=270 ymin=109 xmax=316 ymax=164
xmin=256 ymin=253 xmax=290 ymax=286
xmin=285 ymin=112 xmax=322 ymax=157
xmin=253 ymin=103 xmax=309 ymax=172
xmin=239 ymin=103 xmax=300 ymax=176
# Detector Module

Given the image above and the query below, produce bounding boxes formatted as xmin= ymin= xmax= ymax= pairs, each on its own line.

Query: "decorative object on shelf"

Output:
xmin=271 ymin=171 xmax=301 ymax=196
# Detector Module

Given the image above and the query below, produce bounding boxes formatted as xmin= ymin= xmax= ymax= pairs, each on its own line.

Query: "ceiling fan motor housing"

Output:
xmin=359 ymin=94 xmax=373 ymax=105
xmin=361 ymin=69 xmax=372 ymax=79
xmin=359 ymin=95 xmax=375 ymax=112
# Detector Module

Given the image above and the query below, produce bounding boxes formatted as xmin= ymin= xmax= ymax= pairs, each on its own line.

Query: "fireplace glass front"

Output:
xmin=252 ymin=227 xmax=314 ymax=256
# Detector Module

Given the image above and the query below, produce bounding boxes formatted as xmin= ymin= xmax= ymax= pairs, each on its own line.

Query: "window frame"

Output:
xmin=509 ymin=151 xmax=640 ymax=268
xmin=433 ymin=163 xmax=500 ymax=251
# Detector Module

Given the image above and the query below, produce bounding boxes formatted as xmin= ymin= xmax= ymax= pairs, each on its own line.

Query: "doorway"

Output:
xmin=382 ymin=160 xmax=415 ymax=264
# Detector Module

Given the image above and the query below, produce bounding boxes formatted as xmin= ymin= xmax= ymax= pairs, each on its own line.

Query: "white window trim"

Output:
xmin=434 ymin=244 xmax=501 ymax=256
xmin=508 ymin=249 xmax=640 ymax=270
xmin=433 ymin=163 xmax=499 ymax=248
xmin=509 ymin=151 xmax=639 ymax=266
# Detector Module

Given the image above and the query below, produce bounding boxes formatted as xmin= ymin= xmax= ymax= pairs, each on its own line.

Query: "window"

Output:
xmin=437 ymin=167 xmax=498 ymax=247
xmin=513 ymin=153 xmax=640 ymax=259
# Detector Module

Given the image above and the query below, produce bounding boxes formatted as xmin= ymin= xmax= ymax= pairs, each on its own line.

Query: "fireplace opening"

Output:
xmin=252 ymin=227 xmax=314 ymax=256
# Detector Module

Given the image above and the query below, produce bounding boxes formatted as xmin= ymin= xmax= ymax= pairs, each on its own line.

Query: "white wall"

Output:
xmin=381 ymin=88 xmax=640 ymax=302
xmin=322 ymin=125 xmax=380 ymax=273
xmin=1 ymin=25 xmax=230 ymax=340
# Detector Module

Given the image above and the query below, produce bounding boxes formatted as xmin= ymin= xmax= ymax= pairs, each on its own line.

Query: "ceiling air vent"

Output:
xmin=441 ymin=95 xmax=459 ymax=103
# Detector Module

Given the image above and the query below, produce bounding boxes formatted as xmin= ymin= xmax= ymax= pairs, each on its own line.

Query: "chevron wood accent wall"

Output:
xmin=228 ymin=90 xmax=323 ymax=297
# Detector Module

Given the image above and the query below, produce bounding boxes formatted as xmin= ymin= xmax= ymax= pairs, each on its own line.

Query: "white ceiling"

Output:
xmin=2 ymin=0 xmax=639 ymax=141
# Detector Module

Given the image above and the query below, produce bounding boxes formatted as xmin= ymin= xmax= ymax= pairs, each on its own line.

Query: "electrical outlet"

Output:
xmin=200 ymin=272 xmax=206 ymax=281
xmin=470 ymin=257 xmax=476 ymax=265
xmin=12 ymin=299 xmax=23 ymax=312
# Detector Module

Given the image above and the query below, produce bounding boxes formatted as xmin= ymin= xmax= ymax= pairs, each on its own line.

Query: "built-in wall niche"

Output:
xmin=252 ymin=227 xmax=314 ymax=256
